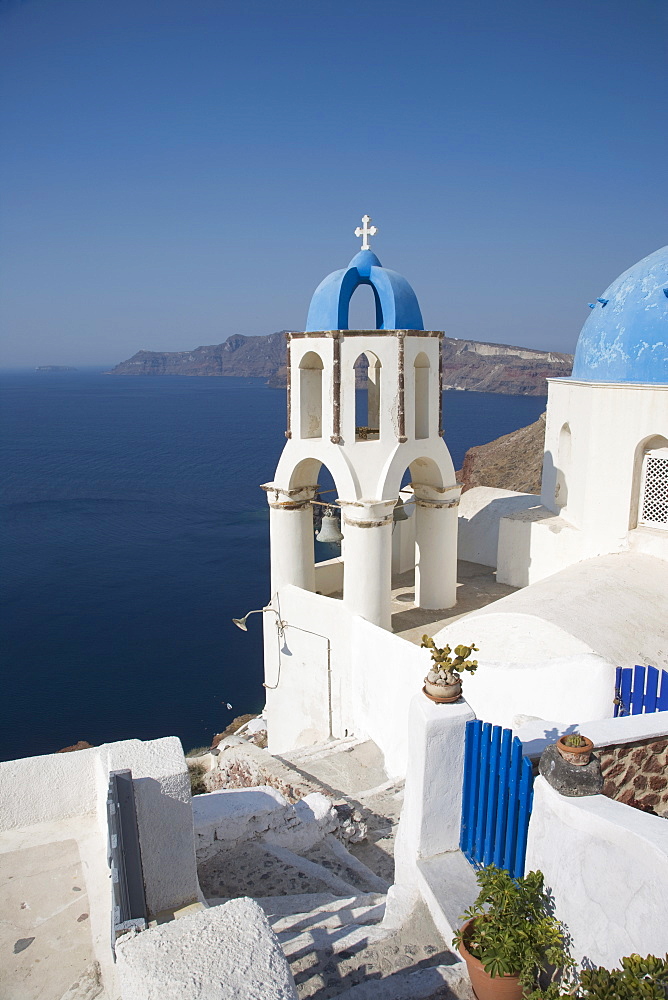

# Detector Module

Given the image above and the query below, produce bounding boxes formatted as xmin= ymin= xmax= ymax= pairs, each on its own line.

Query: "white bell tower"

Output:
xmin=263 ymin=218 xmax=459 ymax=630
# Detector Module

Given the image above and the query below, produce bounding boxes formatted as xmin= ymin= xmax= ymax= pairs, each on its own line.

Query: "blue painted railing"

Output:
xmin=614 ymin=665 xmax=668 ymax=717
xmin=460 ymin=719 xmax=534 ymax=879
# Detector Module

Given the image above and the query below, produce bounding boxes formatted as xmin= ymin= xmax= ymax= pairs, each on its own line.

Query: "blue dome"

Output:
xmin=571 ymin=246 xmax=668 ymax=384
xmin=305 ymin=249 xmax=424 ymax=331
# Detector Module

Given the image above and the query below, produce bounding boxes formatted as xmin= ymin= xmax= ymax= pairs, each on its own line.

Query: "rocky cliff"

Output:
xmin=109 ymin=331 xmax=289 ymax=379
xmin=457 ymin=412 xmax=546 ymax=494
xmin=109 ymin=332 xmax=572 ymax=396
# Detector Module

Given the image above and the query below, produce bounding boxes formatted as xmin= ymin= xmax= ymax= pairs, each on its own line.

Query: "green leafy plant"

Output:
xmin=453 ymin=865 xmax=575 ymax=997
xmin=562 ymin=734 xmax=586 ymax=748
xmin=576 ymin=953 xmax=668 ymax=999
xmin=421 ymin=636 xmax=479 ymax=686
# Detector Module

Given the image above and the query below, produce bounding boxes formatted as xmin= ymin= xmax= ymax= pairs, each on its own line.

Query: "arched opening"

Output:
xmin=354 ymin=351 xmax=381 ymax=441
xmin=299 ymin=351 xmax=323 ymax=439
xmin=288 ymin=458 xmax=343 ymax=578
xmin=632 ymin=435 xmax=668 ymax=530
xmin=414 ymin=352 xmax=430 ymax=439
xmin=554 ymin=423 xmax=571 ymax=509
xmin=347 ymin=282 xmax=380 ymax=330
xmin=389 ymin=457 xmax=458 ymax=620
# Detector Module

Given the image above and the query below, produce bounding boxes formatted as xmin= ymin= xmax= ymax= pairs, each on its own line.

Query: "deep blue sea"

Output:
xmin=0 ymin=369 xmax=546 ymax=762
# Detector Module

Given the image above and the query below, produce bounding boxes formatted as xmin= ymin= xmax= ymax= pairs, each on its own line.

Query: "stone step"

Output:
xmin=262 ymin=843 xmax=362 ymax=896
xmin=199 ymin=840 xmax=356 ymax=900
xmin=282 ymin=898 xmax=461 ymax=1000
xmin=331 ymin=962 xmax=472 ymax=1000
xmin=300 ymin=835 xmax=391 ymax=895
xmin=279 ymin=737 xmax=365 ymax=766
xmin=252 ymin=892 xmax=355 ymax=917
xmin=277 ymin=920 xmax=387 ymax=961
xmin=254 ymin=891 xmax=385 ymax=920
xmin=269 ymin=894 xmax=386 ymax=936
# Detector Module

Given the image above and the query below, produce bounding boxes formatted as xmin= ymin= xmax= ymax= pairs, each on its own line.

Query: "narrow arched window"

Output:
xmin=414 ymin=352 xmax=430 ymax=440
xmin=299 ymin=351 xmax=323 ymax=439
xmin=639 ymin=444 xmax=668 ymax=530
xmin=354 ymin=352 xmax=381 ymax=441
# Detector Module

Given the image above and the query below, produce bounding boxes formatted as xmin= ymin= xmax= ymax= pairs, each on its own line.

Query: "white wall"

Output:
xmin=192 ymin=787 xmax=337 ymax=860
xmin=526 ymin=779 xmax=668 ymax=966
xmin=351 ymin=617 xmax=432 ymax=777
xmin=0 ymin=746 xmax=98 ymax=830
xmin=0 ymin=738 xmax=199 ymax=918
xmin=314 ymin=556 xmax=343 ymax=595
xmin=458 ymin=487 xmax=539 ymax=568
xmin=264 ymin=583 xmax=439 ymax=776
xmin=394 ymin=694 xmax=475 ymax=871
xmin=97 ymin=738 xmax=199 ymax=916
xmin=264 ymin=586 xmax=353 ymax=754
xmin=494 ymin=379 xmax=668 ymax=588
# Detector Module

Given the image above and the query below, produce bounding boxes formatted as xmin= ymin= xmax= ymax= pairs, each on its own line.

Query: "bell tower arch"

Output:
xmin=264 ymin=218 xmax=459 ymax=629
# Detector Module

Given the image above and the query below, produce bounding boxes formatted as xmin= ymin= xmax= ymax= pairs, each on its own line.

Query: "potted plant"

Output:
xmin=453 ymin=865 xmax=575 ymax=1000
xmin=556 ymin=733 xmax=594 ymax=767
xmin=421 ymin=635 xmax=478 ymax=703
xmin=576 ymin=953 xmax=668 ymax=999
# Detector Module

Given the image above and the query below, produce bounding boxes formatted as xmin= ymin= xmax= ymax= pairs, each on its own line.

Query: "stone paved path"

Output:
xmin=198 ymin=738 xmax=475 ymax=999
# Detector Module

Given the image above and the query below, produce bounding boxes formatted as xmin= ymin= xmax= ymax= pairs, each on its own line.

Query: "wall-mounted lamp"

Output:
xmin=232 ymin=606 xmax=287 ymax=637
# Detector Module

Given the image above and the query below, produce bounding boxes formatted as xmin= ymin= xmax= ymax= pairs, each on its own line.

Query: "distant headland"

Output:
xmin=108 ymin=331 xmax=572 ymax=396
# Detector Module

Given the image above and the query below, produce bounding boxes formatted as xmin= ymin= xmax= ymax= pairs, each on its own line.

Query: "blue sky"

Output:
xmin=1 ymin=0 xmax=666 ymax=366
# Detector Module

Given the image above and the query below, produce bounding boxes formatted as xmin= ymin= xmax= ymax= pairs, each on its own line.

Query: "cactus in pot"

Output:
xmin=556 ymin=731 xmax=594 ymax=765
xmin=421 ymin=635 xmax=479 ymax=703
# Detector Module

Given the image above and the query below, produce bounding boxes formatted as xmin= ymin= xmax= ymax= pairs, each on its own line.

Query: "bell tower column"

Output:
xmin=340 ymin=500 xmax=394 ymax=630
xmin=262 ymin=483 xmax=317 ymax=595
xmin=413 ymin=483 xmax=461 ymax=610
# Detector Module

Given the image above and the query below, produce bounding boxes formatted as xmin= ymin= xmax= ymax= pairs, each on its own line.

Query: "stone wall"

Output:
xmin=599 ymin=735 xmax=668 ymax=817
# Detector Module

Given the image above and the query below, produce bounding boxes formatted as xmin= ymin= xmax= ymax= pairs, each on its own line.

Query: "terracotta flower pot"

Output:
xmin=556 ymin=734 xmax=594 ymax=766
xmin=458 ymin=919 xmax=523 ymax=1000
xmin=423 ymin=678 xmax=462 ymax=703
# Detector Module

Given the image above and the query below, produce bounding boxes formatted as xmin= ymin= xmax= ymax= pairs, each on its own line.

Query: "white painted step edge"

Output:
xmin=271 ymin=898 xmax=386 ymax=935
xmin=254 ymin=891 xmax=384 ymax=918
xmin=324 ymin=834 xmax=392 ymax=893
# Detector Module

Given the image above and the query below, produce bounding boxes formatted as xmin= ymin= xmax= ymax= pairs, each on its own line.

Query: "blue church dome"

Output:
xmin=305 ymin=249 xmax=424 ymax=332
xmin=571 ymin=245 xmax=668 ymax=384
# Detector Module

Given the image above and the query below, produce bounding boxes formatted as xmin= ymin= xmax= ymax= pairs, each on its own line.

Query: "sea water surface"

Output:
xmin=0 ymin=369 xmax=546 ymax=761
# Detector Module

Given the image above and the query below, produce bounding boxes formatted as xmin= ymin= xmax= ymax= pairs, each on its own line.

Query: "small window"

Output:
xmin=299 ymin=352 xmax=323 ymax=439
xmin=354 ymin=352 xmax=381 ymax=441
xmin=639 ymin=448 xmax=668 ymax=529
xmin=414 ymin=352 xmax=430 ymax=439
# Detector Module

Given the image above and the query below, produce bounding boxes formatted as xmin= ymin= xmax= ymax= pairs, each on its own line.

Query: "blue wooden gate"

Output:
xmin=460 ymin=720 xmax=534 ymax=879
xmin=614 ymin=665 xmax=668 ymax=717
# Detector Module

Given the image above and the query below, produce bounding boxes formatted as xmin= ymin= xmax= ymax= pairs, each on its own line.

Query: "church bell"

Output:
xmin=316 ymin=507 xmax=343 ymax=543
xmin=393 ymin=497 xmax=409 ymax=522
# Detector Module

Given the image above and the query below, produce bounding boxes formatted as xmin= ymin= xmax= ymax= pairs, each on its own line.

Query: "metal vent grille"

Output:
xmin=640 ymin=454 xmax=668 ymax=529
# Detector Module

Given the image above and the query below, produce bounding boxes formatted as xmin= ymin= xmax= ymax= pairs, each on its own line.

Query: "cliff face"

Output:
xmin=457 ymin=412 xmax=546 ymax=494
xmin=109 ymin=332 xmax=572 ymax=397
xmin=109 ymin=331 xmax=290 ymax=379
xmin=441 ymin=339 xmax=571 ymax=395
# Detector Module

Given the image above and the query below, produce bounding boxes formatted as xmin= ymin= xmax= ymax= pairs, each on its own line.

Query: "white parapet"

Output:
xmin=526 ymin=778 xmax=668 ymax=967
xmin=395 ymin=692 xmax=475 ymax=878
xmin=0 ymin=737 xmax=200 ymax=918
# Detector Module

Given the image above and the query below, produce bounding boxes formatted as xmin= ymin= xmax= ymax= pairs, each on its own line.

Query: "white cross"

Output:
xmin=354 ymin=214 xmax=378 ymax=251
